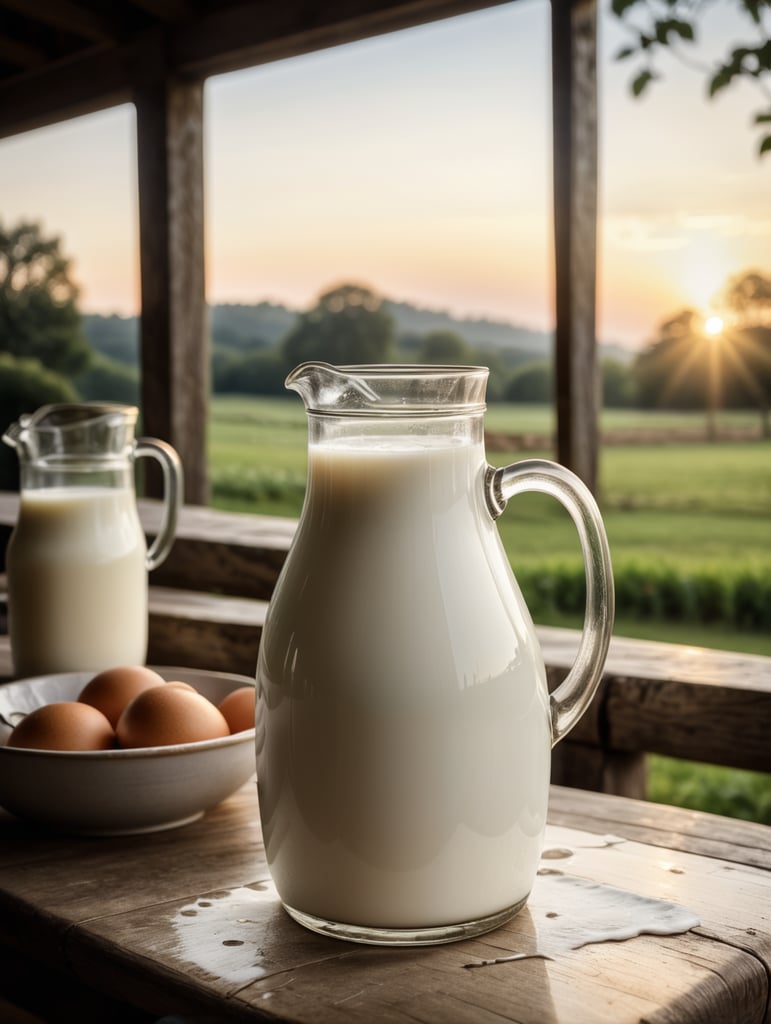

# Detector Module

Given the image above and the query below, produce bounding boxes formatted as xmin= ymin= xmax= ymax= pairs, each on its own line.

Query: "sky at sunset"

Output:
xmin=0 ymin=0 xmax=768 ymax=350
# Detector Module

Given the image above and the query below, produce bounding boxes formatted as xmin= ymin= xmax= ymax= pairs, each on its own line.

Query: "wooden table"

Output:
xmin=1 ymin=783 xmax=769 ymax=1024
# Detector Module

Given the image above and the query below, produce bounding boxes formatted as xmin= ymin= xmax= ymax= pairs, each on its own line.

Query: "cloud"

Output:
xmin=604 ymin=218 xmax=687 ymax=252
xmin=605 ymin=212 xmax=771 ymax=252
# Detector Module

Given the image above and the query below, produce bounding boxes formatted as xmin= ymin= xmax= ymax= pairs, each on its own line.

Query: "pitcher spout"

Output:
xmin=2 ymin=415 xmax=27 ymax=450
xmin=285 ymin=362 xmax=380 ymax=414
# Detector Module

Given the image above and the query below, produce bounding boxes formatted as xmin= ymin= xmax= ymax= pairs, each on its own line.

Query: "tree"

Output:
xmin=722 ymin=269 xmax=771 ymax=434
xmin=633 ymin=309 xmax=721 ymax=434
xmin=0 ymin=221 xmax=91 ymax=376
xmin=0 ymin=353 xmax=79 ymax=492
xmin=213 ymin=348 xmax=288 ymax=396
xmin=632 ymin=298 xmax=771 ymax=436
xmin=74 ymin=353 xmax=140 ymax=406
xmin=282 ymin=283 xmax=395 ymax=367
xmin=417 ymin=329 xmax=473 ymax=364
xmin=504 ymin=361 xmax=553 ymax=403
xmin=723 ymin=268 xmax=771 ymax=321
xmin=611 ymin=0 xmax=771 ymax=157
xmin=602 ymin=358 xmax=635 ymax=407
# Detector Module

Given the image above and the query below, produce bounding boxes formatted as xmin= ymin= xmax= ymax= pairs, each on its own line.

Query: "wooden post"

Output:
xmin=133 ymin=35 xmax=209 ymax=505
xmin=551 ymin=0 xmax=599 ymax=493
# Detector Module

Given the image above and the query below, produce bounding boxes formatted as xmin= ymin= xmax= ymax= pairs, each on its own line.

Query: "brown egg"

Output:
xmin=165 ymin=681 xmax=197 ymax=693
xmin=217 ymin=686 xmax=255 ymax=734
xmin=8 ymin=702 xmax=115 ymax=751
xmin=79 ymin=666 xmax=166 ymax=728
xmin=116 ymin=686 xmax=230 ymax=748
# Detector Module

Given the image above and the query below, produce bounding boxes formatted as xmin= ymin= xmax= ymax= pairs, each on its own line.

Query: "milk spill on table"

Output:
xmin=256 ymin=437 xmax=553 ymax=929
xmin=7 ymin=486 xmax=148 ymax=676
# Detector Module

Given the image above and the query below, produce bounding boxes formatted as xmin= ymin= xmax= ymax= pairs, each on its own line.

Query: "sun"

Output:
xmin=704 ymin=315 xmax=724 ymax=336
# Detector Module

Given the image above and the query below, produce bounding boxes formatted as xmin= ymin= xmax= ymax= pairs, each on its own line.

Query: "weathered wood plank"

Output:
xmin=0 ymin=785 xmax=768 ymax=1024
xmin=139 ymin=500 xmax=296 ymax=600
xmin=147 ymin=586 xmax=265 ymax=675
xmin=542 ymin=625 xmax=771 ymax=773
xmin=548 ymin=785 xmax=771 ymax=869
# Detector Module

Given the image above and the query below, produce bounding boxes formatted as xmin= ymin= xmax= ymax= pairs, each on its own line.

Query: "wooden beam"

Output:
xmin=134 ymin=36 xmax=209 ymax=505
xmin=0 ymin=44 xmax=133 ymax=139
xmin=0 ymin=1 xmax=506 ymax=140
xmin=551 ymin=0 xmax=599 ymax=492
xmin=127 ymin=0 xmax=193 ymax=21
xmin=171 ymin=0 xmax=507 ymax=79
xmin=0 ymin=0 xmax=119 ymax=43
xmin=0 ymin=33 xmax=47 ymax=69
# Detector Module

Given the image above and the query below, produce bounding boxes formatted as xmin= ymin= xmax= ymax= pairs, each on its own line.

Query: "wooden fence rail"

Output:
xmin=2 ymin=493 xmax=770 ymax=800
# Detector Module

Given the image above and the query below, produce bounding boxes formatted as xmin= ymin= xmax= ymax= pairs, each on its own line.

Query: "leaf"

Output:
xmin=615 ymin=45 xmax=637 ymax=60
xmin=760 ymin=134 xmax=771 ymax=157
xmin=654 ymin=18 xmax=696 ymax=44
xmin=671 ymin=19 xmax=695 ymax=41
xmin=611 ymin=0 xmax=640 ymax=16
xmin=709 ymin=67 xmax=733 ymax=97
xmin=632 ymin=69 xmax=657 ymax=96
xmin=740 ymin=0 xmax=762 ymax=24
xmin=754 ymin=111 xmax=771 ymax=124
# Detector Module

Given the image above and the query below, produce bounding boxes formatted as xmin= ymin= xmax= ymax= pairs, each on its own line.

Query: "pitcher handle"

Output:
xmin=134 ymin=438 xmax=183 ymax=571
xmin=486 ymin=458 xmax=614 ymax=746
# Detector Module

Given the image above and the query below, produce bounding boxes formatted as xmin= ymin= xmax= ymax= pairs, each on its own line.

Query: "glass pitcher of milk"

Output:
xmin=256 ymin=363 xmax=614 ymax=946
xmin=3 ymin=403 xmax=182 ymax=677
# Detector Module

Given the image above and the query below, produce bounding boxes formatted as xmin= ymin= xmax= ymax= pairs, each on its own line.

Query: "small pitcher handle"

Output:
xmin=486 ymin=458 xmax=614 ymax=746
xmin=134 ymin=438 xmax=183 ymax=571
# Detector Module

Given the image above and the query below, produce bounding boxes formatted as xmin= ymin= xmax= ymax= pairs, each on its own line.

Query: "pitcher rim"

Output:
xmin=286 ymin=362 xmax=489 ymax=417
xmin=22 ymin=403 xmax=139 ymax=431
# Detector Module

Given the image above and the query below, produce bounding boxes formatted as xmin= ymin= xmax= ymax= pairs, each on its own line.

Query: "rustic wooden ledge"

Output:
xmin=2 ymin=493 xmax=770 ymax=796
xmin=0 ymin=782 xmax=769 ymax=1024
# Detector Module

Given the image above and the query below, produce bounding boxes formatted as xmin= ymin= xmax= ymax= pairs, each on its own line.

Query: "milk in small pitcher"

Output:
xmin=7 ymin=486 xmax=148 ymax=675
xmin=3 ymin=403 xmax=182 ymax=677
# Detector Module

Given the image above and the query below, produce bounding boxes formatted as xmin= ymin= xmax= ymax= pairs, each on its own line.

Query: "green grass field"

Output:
xmin=208 ymin=395 xmax=771 ymax=823
xmin=209 ymin=395 xmax=771 ymax=593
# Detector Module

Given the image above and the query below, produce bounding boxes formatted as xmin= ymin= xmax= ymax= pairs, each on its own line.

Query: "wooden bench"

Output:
xmin=2 ymin=492 xmax=770 ymax=800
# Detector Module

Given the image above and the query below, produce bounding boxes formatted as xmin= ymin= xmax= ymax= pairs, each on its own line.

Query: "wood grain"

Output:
xmin=134 ymin=40 xmax=209 ymax=506
xmin=0 ymin=785 xmax=768 ymax=1023
xmin=551 ymin=0 xmax=599 ymax=493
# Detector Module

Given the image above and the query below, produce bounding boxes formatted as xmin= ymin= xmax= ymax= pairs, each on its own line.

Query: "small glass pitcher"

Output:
xmin=256 ymin=363 xmax=614 ymax=946
xmin=3 ymin=403 xmax=182 ymax=678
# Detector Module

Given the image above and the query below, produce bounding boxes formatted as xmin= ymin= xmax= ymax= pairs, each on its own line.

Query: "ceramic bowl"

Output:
xmin=0 ymin=667 xmax=256 ymax=835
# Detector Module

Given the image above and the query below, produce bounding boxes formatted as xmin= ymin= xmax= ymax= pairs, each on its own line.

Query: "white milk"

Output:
xmin=7 ymin=487 xmax=148 ymax=676
xmin=256 ymin=437 xmax=552 ymax=931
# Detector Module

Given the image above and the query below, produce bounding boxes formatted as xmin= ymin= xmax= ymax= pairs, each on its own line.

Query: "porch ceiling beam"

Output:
xmin=0 ymin=44 xmax=134 ymax=139
xmin=0 ymin=33 xmax=47 ymax=69
xmin=127 ymin=0 xmax=194 ymax=21
xmin=171 ymin=0 xmax=507 ymax=79
xmin=0 ymin=0 xmax=120 ymax=43
xmin=0 ymin=0 xmax=507 ymax=140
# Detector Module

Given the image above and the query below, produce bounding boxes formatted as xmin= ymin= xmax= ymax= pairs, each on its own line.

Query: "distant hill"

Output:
xmin=209 ymin=302 xmax=296 ymax=350
xmin=84 ymin=300 xmax=631 ymax=366
xmin=383 ymin=300 xmax=551 ymax=357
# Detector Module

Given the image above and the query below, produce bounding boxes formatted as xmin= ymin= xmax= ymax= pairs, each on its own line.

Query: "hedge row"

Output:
xmin=211 ymin=468 xmax=306 ymax=506
xmin=207 ymin=465 xmax=770 ymax=634
xmin=517 ymin=562 xmax=771 ymax=632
